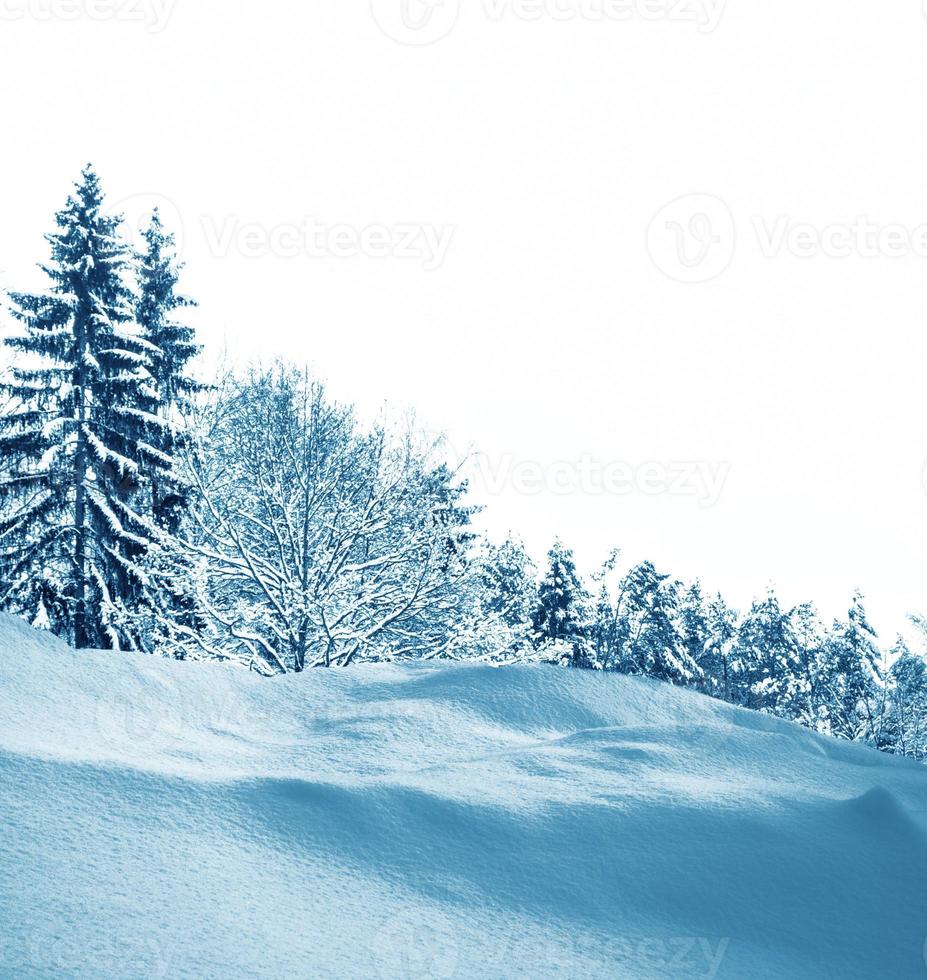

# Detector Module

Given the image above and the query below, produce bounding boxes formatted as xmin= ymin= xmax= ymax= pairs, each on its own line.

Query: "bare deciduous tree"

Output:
xmin=184 ymin=366 xmax=475 ymax=672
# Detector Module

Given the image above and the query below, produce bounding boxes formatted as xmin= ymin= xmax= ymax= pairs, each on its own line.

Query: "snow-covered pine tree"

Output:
xmin=679 ymin=581 xmax=711 ymax=690
xmin=531 ymin=540 xmax=591 ymax=667
xmin=883 ymin=637 xmax=927 ymax=760
xmin=614 ymin=561 xmax=700 ymax=685
xmin=470 ymin=536 xmax=536 ymax=660
xmin=113 ymin=207 xmax=212 ymax=658
xmin=590 ymin=548 xmax=622 ymax=670
xmin=732 ymin=590 xmax=802 ymax=717
xmin=0 ymin=166 xmax=170 ymax=648
xmin=135 ymin=208 xmax=202 ymax=532
xmin=820 ymin=591 xmax=883 ymax=741
xmin=478 ymin=537 xmax=535 ymax=626
xmin=701 ymin=593 xmax=738 ymax=701
xmin=789 ymin=602 xmax=827 ymax=729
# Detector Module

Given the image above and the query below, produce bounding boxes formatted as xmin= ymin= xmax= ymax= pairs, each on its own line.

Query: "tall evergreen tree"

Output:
xmin=531 ymin=540 xmax=591 ymax=667
xmin=614 ymin=561 xmax=699 ymax=684
xmin=732 ymin=590 xmax=801 ymax=716
xmin=883 ymin=638 xmax=927 ymax=760
xmin=458 ymin=536 xmax=537 ymax=662
xmin=0 ymin=167 xmax=169 ymax=648
xmin=135 ymin=208 xmax=202 ymax=532
xmin=701 ymin=593 xmax=738 ymax=701
xmin=679 ymin=581 xmax=711 ymax=690
xmin=820 ymin=592 xmax=883 ymax=741
xmin=479 ymin=537 xmax=535 ymax=629
xmin=590 ymin=548 xmax=622 ymax=670
xmin=789 ymin=602 xmax=827 ymax=728
xmin=114 ymin=208 xmax=211 ymax=657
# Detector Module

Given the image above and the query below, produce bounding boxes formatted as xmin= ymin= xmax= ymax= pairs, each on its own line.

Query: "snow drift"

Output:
xmin=1 ymin=613 xmax=926 ymax=979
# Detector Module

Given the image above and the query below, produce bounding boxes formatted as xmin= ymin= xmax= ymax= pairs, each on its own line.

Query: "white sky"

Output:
xmin=2 ymin=0 xmax=927 ymax=641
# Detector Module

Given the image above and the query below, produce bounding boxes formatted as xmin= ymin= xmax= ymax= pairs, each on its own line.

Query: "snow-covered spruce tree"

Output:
xmin=679 ymin=581 xmax=712 ymax=691
xmin=789 ymin=602 xmax=827 ymax=729
xmin=700 ymin=593 xmax=739 ymax=701
xmin=611 ymin=561 xmax=700 ymax=685
xmin=0 ymin=167 xmax=171 ymax=648
xmin=731 ymin=591 xmax=802 ymax=716
xmin=819 ymin=592 xmax=883 ymax=742
xmin=531 ymin=540 xmax=592 ymax=667
xmin=464 ymin=536 xmax=537 ymax=662
xmin=589 ymin=548 xmax=622 ymax=670
xmin=882 ymin=637 xmax=927 ymax=760
xmin=113 ymin=209 xmax=210 ymax=658
xmin=477 ymin=537 xmax=535 ymax=625
xmin=135 ymin=208 xmax=202 ymax=531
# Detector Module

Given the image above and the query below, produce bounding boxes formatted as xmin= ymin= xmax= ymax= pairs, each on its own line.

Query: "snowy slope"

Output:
xmin=1 ymin=614 xmax=926 ymax=980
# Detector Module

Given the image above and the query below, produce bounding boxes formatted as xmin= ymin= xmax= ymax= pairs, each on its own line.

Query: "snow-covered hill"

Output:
xmin=1 ymin=614 xmax=926 ymax=979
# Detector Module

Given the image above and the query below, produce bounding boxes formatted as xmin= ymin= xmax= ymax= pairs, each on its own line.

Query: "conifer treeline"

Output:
xmin=2 ymin=169 xmax=926 ymax=764
xmin=520 ymin=540 xmax=926 ymax=759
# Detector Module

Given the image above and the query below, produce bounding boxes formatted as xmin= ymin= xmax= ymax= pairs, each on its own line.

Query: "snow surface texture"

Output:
xmin=1 ymin=614 xmax=926 ymax=979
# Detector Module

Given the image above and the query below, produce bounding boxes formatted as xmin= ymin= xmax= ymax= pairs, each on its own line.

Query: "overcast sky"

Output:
xmin=2 ymin=0 xmax=927 ymax=641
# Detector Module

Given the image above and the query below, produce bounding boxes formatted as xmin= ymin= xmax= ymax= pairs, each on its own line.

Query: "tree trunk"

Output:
xmin=73 ymin=311 xmax=89 ymax=649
